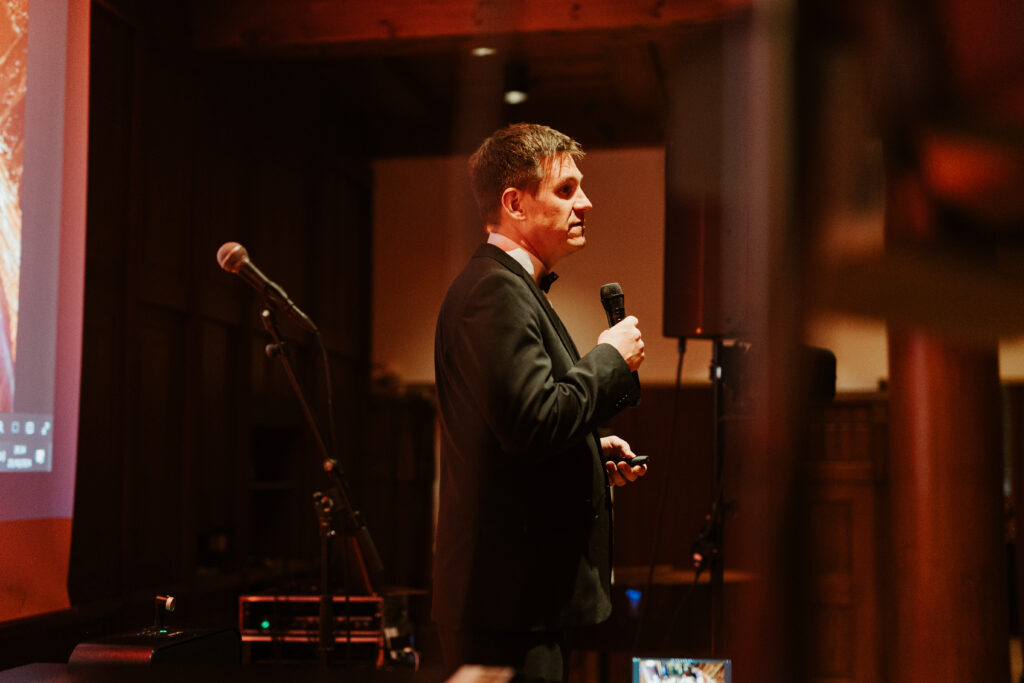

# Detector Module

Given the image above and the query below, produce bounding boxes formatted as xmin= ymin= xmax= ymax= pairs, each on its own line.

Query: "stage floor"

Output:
xmin=0 ymin=662 xmax=450 ymax=683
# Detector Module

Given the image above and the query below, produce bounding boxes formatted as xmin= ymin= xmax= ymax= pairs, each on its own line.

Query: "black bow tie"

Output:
xmin=539 ymin=271 xmax=559 ymax=293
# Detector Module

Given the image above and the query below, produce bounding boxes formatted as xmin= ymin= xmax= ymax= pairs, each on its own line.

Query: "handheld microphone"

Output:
xmin=600 ymin=282 xmax=641 ymax=401
xmin=600 ymin=283 xmax=626 ymax=326
xmin=217 ymin=241 xmax=318 ymax=333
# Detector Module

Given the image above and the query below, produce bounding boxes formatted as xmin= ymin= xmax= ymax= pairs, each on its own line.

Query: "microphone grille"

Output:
xmin=217 ymin=242 xmax=248 ymax=273
xmin=600 ymin=282 xmax=623 ymax=300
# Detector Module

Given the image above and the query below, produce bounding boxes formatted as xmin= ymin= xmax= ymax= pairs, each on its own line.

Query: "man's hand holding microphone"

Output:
xmin=597 ymin=282 xmax=647 ymax=485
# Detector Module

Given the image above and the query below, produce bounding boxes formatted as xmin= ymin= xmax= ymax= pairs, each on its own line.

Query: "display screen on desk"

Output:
xmin=633 ymin=657 xmax=732 ymax=683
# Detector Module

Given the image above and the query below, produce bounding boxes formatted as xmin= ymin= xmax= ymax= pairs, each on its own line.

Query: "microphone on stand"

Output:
xmin=600 ymin=282 xmax=641 ymax=399
xmin=216 ymin=241 xmax=318 ymax=333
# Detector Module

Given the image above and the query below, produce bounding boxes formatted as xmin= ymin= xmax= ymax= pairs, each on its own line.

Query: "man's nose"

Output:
xmin=575 ymin=189 xmax=593 ymax=213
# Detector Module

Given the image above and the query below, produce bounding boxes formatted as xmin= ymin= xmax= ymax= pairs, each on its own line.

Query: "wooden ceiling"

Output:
xmin=188 ymin=0 xmax=752 ymax=156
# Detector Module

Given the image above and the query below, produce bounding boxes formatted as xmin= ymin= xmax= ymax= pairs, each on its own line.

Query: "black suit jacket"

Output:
xmin=432 ymin=243 xmax=640 ymax=632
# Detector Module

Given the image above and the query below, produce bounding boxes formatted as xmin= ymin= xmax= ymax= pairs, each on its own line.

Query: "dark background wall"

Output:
xmin=68 ymin=0 xmax=383 ymax=628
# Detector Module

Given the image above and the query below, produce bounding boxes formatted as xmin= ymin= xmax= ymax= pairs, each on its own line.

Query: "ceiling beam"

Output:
xmin=191 ymin=0 xmax=749 ymax=53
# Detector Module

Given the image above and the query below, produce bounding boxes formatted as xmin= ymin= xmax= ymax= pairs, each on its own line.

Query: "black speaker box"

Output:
xmin=662 ymin=193 xmax=752 ymax=340
xmin=69 ymin=628 xmax=240 ymax=666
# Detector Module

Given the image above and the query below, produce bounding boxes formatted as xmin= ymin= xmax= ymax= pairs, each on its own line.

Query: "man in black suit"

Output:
xmin=432 ymin=123 xmax=647 ymax=681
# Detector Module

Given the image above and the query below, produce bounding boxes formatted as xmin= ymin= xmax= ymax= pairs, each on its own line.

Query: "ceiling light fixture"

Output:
xmin=503 ymin=62 xmax=529 ymax=105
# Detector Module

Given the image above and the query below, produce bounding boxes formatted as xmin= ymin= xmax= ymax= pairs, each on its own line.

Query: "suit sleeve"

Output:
xmin=441 ymin=268 xmax=638 ymax=460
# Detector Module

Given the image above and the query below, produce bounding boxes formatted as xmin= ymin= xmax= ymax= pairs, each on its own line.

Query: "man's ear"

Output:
xmin=500 ymin=187 xmax=525 ymax=221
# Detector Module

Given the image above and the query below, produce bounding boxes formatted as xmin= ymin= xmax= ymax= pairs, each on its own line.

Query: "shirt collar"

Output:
xmin=486 ymin=232 xmax=550 ymax=287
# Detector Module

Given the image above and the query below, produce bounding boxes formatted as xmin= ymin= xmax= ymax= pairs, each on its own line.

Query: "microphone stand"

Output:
xmin=259 ymin=307 xmax=386 ymax=668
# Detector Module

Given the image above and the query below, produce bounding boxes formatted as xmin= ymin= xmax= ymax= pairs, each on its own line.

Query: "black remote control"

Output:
xmin=606 ymin=454 xmax=649 ymax=467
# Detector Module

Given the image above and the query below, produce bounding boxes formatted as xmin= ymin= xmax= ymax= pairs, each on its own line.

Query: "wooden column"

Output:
xmin=885 ymin=175 xmax=1009 ymax=682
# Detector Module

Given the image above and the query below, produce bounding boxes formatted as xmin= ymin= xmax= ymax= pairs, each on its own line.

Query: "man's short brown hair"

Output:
xmin=468 ymin=122 xmax=585 ymax=225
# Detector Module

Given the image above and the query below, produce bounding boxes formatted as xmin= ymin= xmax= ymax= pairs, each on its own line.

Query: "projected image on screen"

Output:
xmin=0 ymin=0 xmax=85 ymax=623
xmin=0 ymin=0 xmax=59 ymax=474
xmin=0 ymin=0 xmax=26 ymax=414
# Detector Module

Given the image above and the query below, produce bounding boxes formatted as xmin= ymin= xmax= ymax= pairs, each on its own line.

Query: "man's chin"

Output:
xmin=550 ymin=238 xmax=585 ymax=265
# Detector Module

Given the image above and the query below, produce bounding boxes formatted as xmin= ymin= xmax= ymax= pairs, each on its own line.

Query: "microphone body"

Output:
xmin=600 ymin=283 xmax=626 ymax=327
xmin=600 ymin=282 xmax=641 ymax=400
xmin=217 ymin=242 xmax=318 ymax=333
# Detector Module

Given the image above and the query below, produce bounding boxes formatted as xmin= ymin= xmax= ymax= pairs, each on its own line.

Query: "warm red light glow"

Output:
xmin=920 ymin=132 xmax=1024 ymax=224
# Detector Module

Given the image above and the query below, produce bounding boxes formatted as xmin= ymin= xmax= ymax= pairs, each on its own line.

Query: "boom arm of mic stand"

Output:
xmin=259 ymin=308 xmax=387 ymax=591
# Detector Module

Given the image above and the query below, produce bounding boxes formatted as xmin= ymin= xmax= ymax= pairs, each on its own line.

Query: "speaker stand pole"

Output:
xmin=708 ymin=338 xmax=727 ymax=655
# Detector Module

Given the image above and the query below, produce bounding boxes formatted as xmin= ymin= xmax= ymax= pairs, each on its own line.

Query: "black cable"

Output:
xmin=662 ymin=512 xmax=714 ymax=648
xmin=660 ymin=564 xmax=705 ymax=649
xmin=631 ymin=337 xmax=687 ymax=653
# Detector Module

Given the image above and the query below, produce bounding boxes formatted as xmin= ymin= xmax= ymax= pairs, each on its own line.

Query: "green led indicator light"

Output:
xmin=260 ymin=620 xmax=271 ymax=630
xmin=159 ymin=629 xmax=168 ymax=634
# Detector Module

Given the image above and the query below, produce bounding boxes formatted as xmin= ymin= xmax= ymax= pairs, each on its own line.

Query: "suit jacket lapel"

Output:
xmin=475 ymin=244 xmax=580 ymax=363
xmin=542 ymin=298 xmax=581 ymax=363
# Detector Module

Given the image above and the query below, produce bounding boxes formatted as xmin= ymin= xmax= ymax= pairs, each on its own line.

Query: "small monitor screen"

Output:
xmin=633 ymin=657 xmax=732 ymax=683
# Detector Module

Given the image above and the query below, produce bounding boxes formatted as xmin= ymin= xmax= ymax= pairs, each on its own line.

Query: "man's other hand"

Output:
xmin=600 ymin=435 xmax=647 ymax=487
